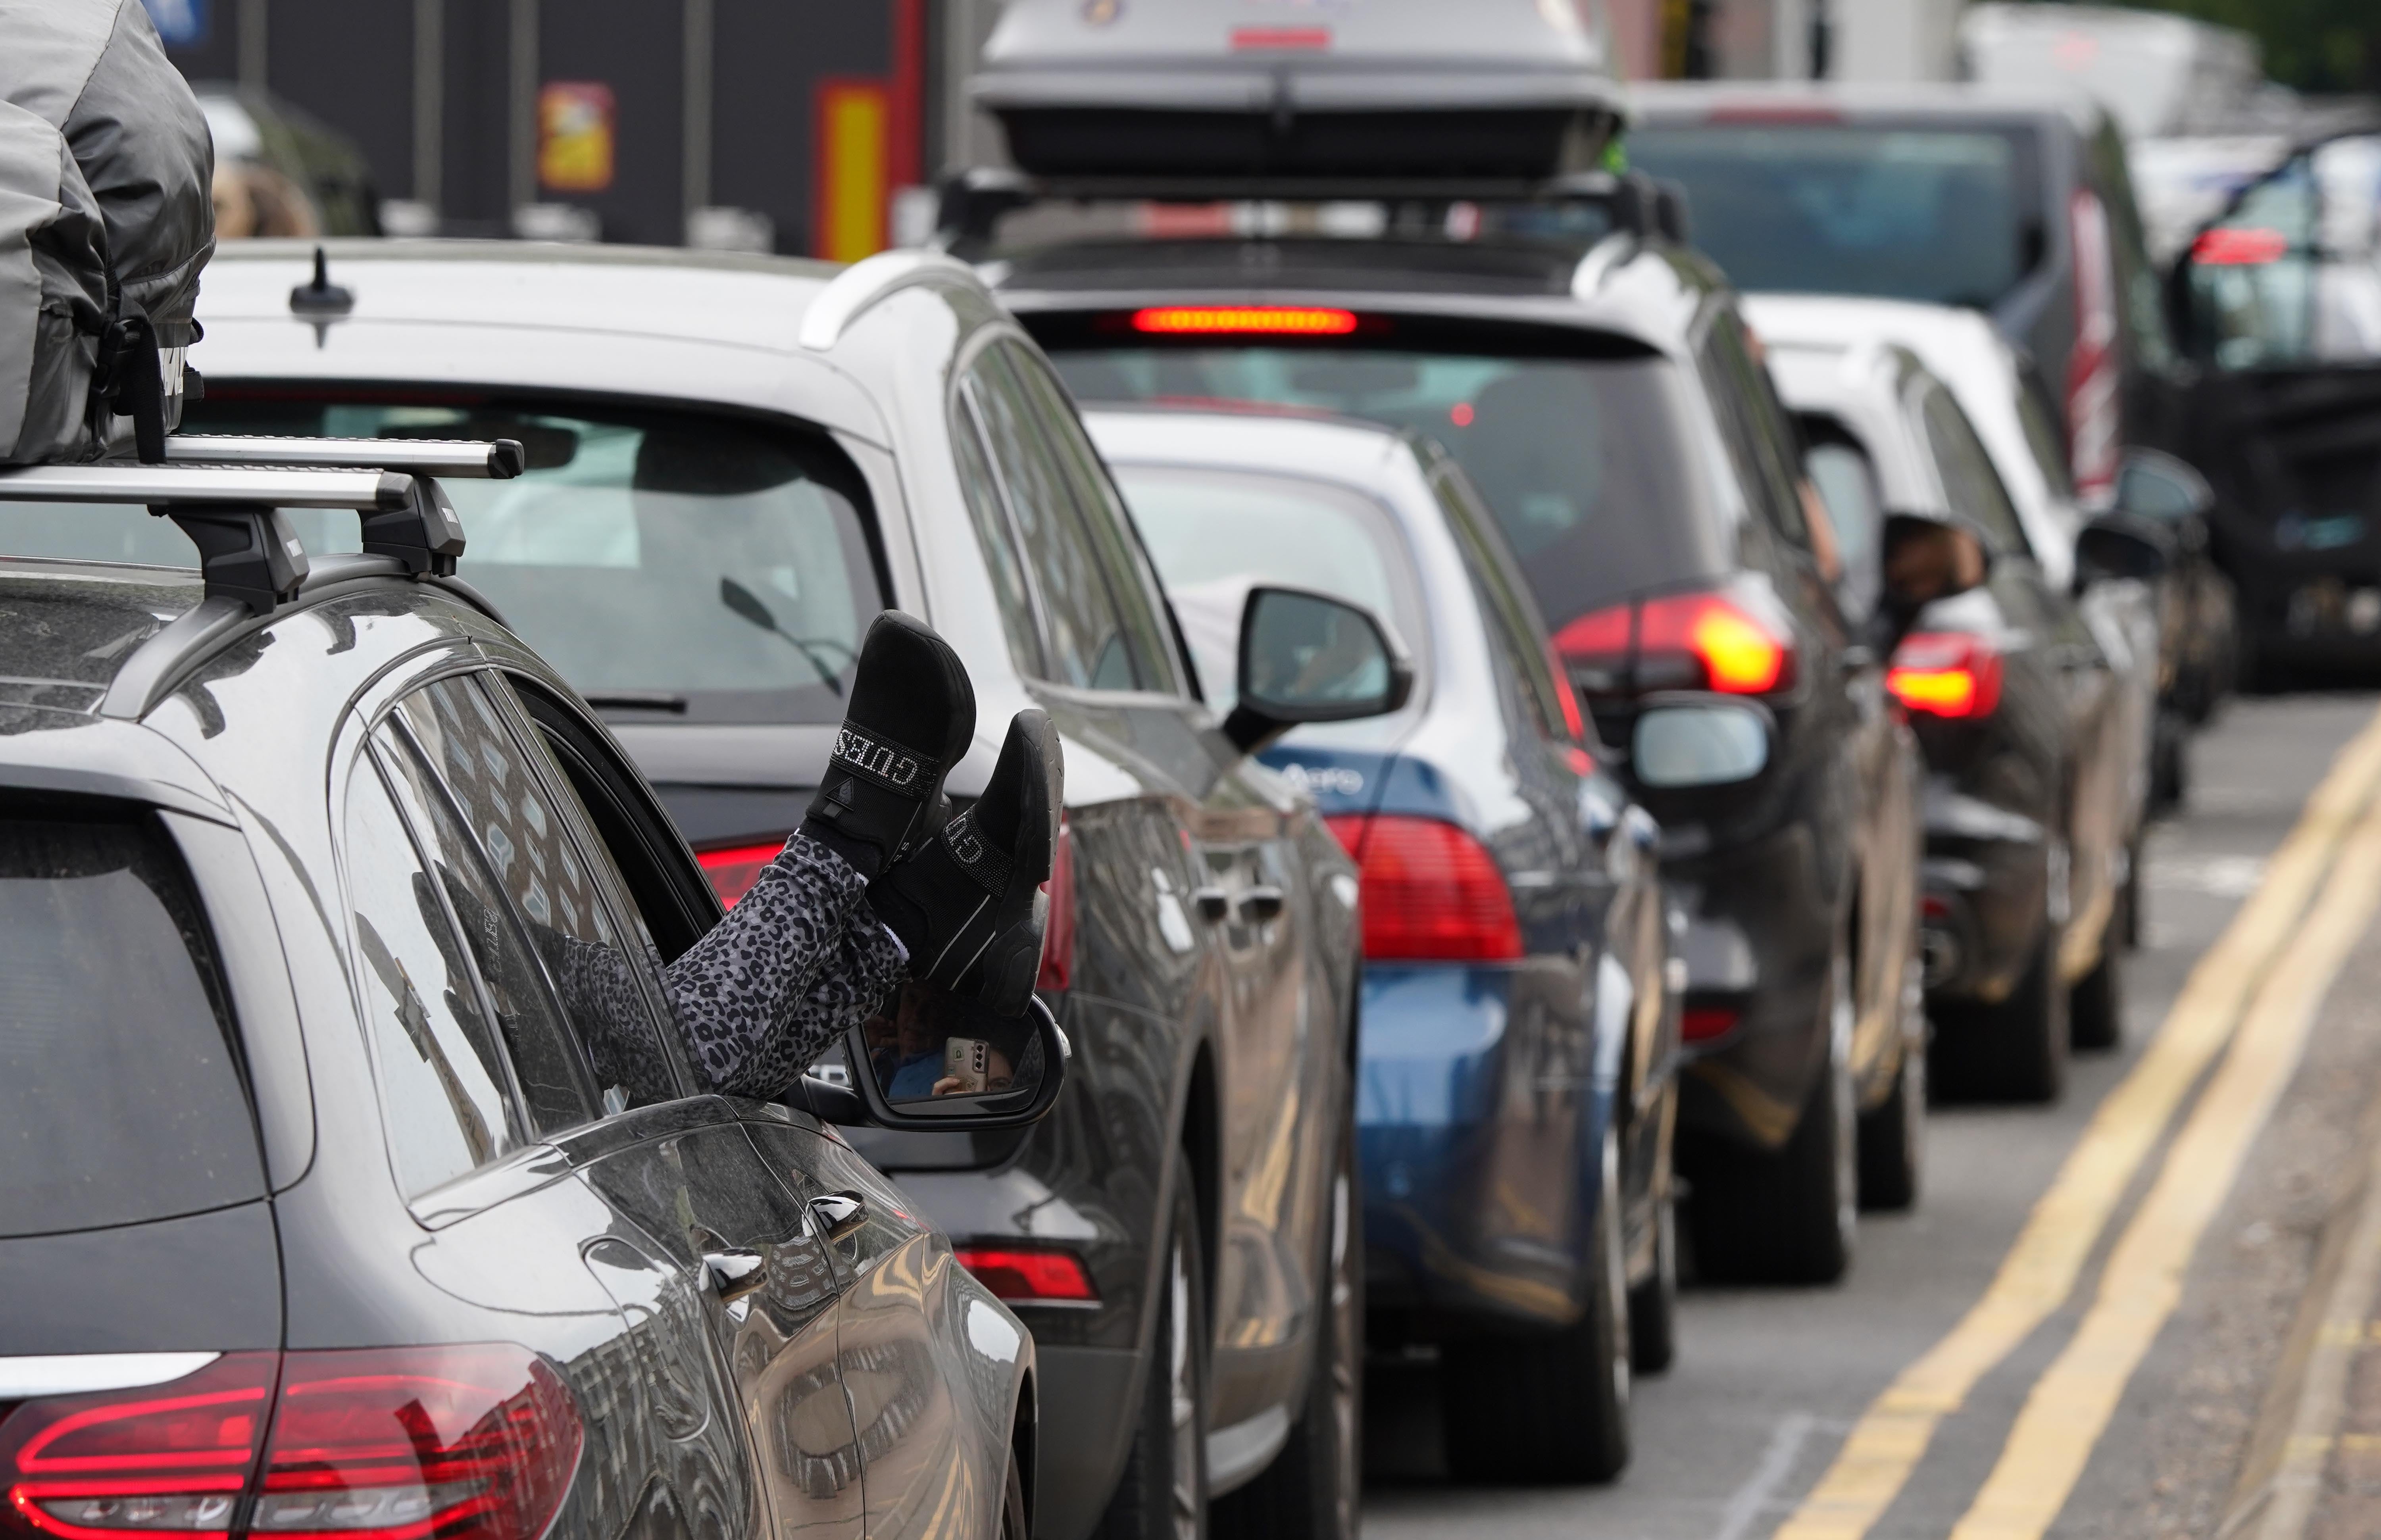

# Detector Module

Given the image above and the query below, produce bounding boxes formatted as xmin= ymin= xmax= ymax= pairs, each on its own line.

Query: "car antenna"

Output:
xmin=288 ymin=244 xmax=353 ymax=346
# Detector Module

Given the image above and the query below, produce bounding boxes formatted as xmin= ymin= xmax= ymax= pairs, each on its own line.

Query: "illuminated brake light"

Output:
xmin=1887 ymin=631 xmax=2004 ymax=719
xmin=1036 ymin=816 xmax=1075 ymax=992
xmin=956 ymin=1246 xmax=1099 ymax=1304
xmin=1639 ymin=590 xmax=1795 ymax=695
xmin=1325 ymin=814 xmax=1523 ymax=962
xmin=1131 ymin=306 xmax=1357 ymax=336
xmin=2191 ymin=226 xmax=2289 ymax=265
xmin=1230 ymin=26 xmax=1331 ymax=50
xmin=697 ymin=841 xmax=782 ymax=907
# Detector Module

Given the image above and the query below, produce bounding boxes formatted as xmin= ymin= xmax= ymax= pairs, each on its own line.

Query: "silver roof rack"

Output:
xmin=0 ymin=433 xmax=515 ymax=613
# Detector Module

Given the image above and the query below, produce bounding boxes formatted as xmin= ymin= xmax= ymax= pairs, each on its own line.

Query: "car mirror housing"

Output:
xmin=2115 ymin=448 xmax=2215 ymax=523
xmin=797 ymin=988 xmax=1069 ymax=1132
xmin=1222 ymin=585 xmax=1415 ymax=754
xmin=2074 ymin=513 xmax=2175 ymax=592
xmin=1631 ymin=695 xmax=1773 ymax=788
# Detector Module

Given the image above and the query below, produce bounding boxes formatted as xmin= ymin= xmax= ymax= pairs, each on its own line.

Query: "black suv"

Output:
xmin=975 ymin=186 xmax=1930 ymax=1283
xmin=0 ymin=451 xmax=1050 ymax=1540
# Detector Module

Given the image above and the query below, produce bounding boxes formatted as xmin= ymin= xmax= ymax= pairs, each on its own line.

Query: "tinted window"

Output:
xmin=1630 ymin=123 xmax=2042 ymax=308
xmin=950 ymin=404 xmax=1048 ymax=677
xmin=1700 ymin=322 xmax=1809 ymax=545
xmin=1046 ymin=345 xmax=1730 ymax=629
xmin=0 ymin=813 xmax=265 ymax=1236
xmin=1109 ymin=463 xmax=1424 ymax=710
xmin=0 ymin=396 xmax=886 ymax=727
xmin=1919 ymin=388 xmax=2030 ymax=556
xmin=1431 ymin=470 xmax=1577 ymax=742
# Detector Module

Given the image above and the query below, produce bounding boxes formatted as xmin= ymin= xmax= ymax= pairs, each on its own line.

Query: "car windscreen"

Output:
xmin=0 ymin=392 xmax=886 ymax=727
xmin=1042 ymin=332 xmax=1731 ymax=629
xmin=1628 ymin=123 xmax=2044 ymax=308
xmin=1104 ymin=462 xmax=1426 ymax=710
xmin=0 ymin=810 xmax=265 ymax=1237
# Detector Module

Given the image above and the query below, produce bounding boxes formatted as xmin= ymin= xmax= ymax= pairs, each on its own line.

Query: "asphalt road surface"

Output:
xmin=1362 ymin=692 xmax=2381 ymax=1540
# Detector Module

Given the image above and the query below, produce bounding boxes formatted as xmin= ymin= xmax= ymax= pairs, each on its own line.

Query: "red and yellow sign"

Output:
xmin=538 ymin=81 xmax=615 ymax=192
xmin=814 ymin=80 xmax=889 ymax=263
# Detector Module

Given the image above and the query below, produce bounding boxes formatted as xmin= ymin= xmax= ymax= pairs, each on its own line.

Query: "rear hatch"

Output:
xmin=0 ymin=799 xmax=282 ymax=1359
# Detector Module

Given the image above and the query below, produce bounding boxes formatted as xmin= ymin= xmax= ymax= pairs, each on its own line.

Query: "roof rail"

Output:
xmin=0 ymin=434 xmax=519 ymax=613
xmin=933 ymin=165 xmax=1687 ymax=258
xmin=797 ymin=249 xmax=984 ymax=352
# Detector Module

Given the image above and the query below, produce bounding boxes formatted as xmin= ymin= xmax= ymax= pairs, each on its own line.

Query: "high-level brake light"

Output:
xmin=1886 ymin=631 xmax=2004 ymax=719
xmin=1325 ymin=814 xmax=1523 ymax=962
xmin=1131 ymin=307 xmax=1358 ymax=336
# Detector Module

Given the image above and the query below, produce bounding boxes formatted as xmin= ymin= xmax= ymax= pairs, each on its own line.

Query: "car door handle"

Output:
xmin=1191 ymin=886 xmax=1232 ymax=922
xmin=808 ymin=1192 xmax=867 ymax=1242
xmin=702 ymin=1248 xmax=767 ymax=1302
xmin=1236 ymin=886 xmax=1285 ymax=922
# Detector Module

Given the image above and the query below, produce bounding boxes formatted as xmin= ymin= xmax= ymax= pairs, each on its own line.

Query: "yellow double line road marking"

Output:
xmin=1778 ymin=709 xmax=2381 ymax=1540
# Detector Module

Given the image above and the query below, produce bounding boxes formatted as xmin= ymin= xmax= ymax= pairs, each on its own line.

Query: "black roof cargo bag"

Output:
xmin=0 ymin=0 xmax=213 ymax=465
xmin=971 ymin=0 xmax=1625 ymax=185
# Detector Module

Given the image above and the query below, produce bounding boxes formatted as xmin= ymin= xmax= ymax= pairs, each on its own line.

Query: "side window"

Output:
xmin=950 ymin=400 xmax=1048 ymax=678
xmin=966 ymin=344 xmax=1138 ymax=690
xmin=1433 ymin=469 xmax=1575 ymax=742
xmin=1919 ymin=388 xmax=2031 ymax=556
xmin=343 ymin=754 xmax=525 ymax=1195
xmin=1700 ymin=319 xmax=1811 ymax=547
xmin=394 ymin=674 xmax=677 ymax=1113
xmin=2014 ymin=373 xmax=2077 ymax=503
xmin=1006 ymin=344 xmax=1184 ymax=696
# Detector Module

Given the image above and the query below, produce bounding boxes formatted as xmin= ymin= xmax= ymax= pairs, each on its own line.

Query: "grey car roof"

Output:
xmin=1625 ymin=79 xmax=2110 ymax=134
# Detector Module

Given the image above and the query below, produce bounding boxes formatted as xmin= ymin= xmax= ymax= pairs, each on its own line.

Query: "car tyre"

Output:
xmin=1685 ymin=943 xmax=1858 ymax=1285
xmin=1856 ymin=1018 xmax=1925 ymax=1212
xmin=1438 ymin=1130 xmax=1631 ymax=1484
xmin=1002 ymin=1445 xmax=1030 ymax=1540
xmin=1627 ymin=1186 xmax=1678 ymax=1375
xmin=1214 ymin=1108 xmax=1361 ymax=1540
xmin=2069 ymin=922 xmax=2125 ymax=1052
xmin=1096 ymin=1155 xmax=1210 ymax=1540
xmin=1934 ymin=920 xmax=2068 ymax=1103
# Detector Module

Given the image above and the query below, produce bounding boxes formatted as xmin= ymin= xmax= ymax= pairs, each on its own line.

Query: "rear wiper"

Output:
xmin=586 ymin=691 xmax=689 ymax=713
xmin=719 ymin=577 xmax=848 ymax=697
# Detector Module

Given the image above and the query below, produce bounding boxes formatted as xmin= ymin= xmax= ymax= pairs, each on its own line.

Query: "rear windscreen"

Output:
xmin=0 ymin=393 xmax=886 ymax=728
xmin=0 ymin=813 xmax=264 ymax=1237
xmin=1628 ymin=123 xmax=2043 ymax=309
xmin=1042 ymin=335 xmax=1731 ymax=627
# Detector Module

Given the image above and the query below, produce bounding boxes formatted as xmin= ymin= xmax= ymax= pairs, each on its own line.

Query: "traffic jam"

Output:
xmin=5 ymin=0 xmax=2381 ymax=1538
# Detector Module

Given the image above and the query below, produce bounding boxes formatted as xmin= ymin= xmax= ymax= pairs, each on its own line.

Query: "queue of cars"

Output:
xmin=2 ymin=2 xmax=2273 ymax=1537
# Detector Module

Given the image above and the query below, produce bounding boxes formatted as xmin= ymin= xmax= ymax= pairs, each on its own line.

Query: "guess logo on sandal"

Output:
xmin=833 ymin=728 xmax=924 ymax=789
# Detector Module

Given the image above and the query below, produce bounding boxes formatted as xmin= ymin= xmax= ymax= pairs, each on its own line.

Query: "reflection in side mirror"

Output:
xmin=1631 ymin=698 xmax=1772 ymax=788
xmin=1223 ymin=585 xmax=1415 ymax=754
xmin=2115 ymin=448 xmax=2215 ymax=522
xmin=818 ymin=985 xmax=1068 ymax=1131
xmin=2075 ymin=514 xmax=2174 ymax=591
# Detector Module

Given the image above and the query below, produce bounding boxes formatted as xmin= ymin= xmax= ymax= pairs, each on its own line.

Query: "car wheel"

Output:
xmin=1627 ymin=1183 xmax=1678 ymax=1376
xmin=1856 ymin=964 xmax=1925 ymax=1213
xmin=1685 ymin=942 xmax=1857 ymax=1285
xmin=1096 ymin=1155 xmax=1209 ymax=1540
xmin=1933 ymin=920 xmax=2068 ymax=1103
xmin=2150 ymin=711 xmax=2189 ymax=812
xmin=1439 ymin=1129 xmax=1631 ymax=1484
xmin=1214 ymin=1109 xmax=1361 ymax=1540
xmin=2069 ymin=921 xmax=2125 ymax=1052
xmin=1001 ymin=1444 xmax=1030 ymax=1540
xmin=2118 ymin=825 xmax=2145 ymax=951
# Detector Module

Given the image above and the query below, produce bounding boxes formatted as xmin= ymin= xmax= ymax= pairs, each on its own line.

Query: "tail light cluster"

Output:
xmin=1035 ymin=816 xmax=1075 ymax=992
xmin=1885 ymin=632 xmax=2005 ymax=720
xmin=1325 ymin=814 xmax=1522 ymax=963
xmin=0 ymin=1346 xmax=581 ymax=1540
xmin=1552 ymin=583 xmax=1798 ymax=701
xmin=954 ymin=1246 xmax=1099 ymax=1305
xmin=696 ymin=843 xmax=777 ymax=907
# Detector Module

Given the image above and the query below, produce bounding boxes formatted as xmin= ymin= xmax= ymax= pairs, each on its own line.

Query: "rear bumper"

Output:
xmin=1357 ymin=963 xmax=1603 ymax=1335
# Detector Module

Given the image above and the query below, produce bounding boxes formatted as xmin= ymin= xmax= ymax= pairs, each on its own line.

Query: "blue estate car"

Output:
xmin=1084 ymin=405 xmax=1685 ymax=1484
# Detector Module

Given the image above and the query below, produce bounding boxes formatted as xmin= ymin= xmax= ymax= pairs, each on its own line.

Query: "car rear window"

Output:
xmin=0 ymin=392 xmax=887 ymax=728
xmin=1042 ymin=333 xmax=1731 ymax=630
xmin=0 ymin=811 xmax=265 ymax=1237
xmin=1629 ymin=123 xmax=2044 ymax=309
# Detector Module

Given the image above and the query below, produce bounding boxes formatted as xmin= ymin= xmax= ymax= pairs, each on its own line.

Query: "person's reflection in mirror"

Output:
xmin=863 ymin=984 xmax=1024 ymax=1100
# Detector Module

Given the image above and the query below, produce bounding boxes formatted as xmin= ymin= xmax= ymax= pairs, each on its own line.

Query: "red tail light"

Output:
xmin=2192 ymin=226 xmax=2288 ymax=265
xmin=696 ymin=841 xmax=781 ymax=907
xmin=2 ymin=1348 xmax=581 ymax=1540
xmin=955 ymin=1246 xmax=1099 ymax=1304
xmin=1554 ymin=585 xmax=1796 ymax=699
xmin=1681 ymin=1006 xmax=1739 ymax=1043
xmin=1887 ymin=632 xmax=2005 ymax=719
xmin=1325 ymin=814 xmax=1523 ymax=962
xmin=1036 ymin=815 xmax=1075 ymax=992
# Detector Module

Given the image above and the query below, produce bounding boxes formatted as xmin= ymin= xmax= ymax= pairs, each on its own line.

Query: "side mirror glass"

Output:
xmin=2115 ymin=448 xmax=2214 ymax=522
xmin=819 ymin=986 xmax=1068 ymax=1131
xmin=1631 ymin=697 xmax=1772 ymax=788
xmin=2075 ymin=514 xmax=2174 ymax=591
xmin=1223 ymin=585 xmax=1415 ymax=754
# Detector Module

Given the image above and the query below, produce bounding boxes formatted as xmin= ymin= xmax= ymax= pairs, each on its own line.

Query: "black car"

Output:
xmin=984 ymin=197 xmax=1930 ymax=1284
xmin=0 ymin=450 xmax=1059 ymax=1540
xmin=138 ymin=242 xmax=1389 ymax=1540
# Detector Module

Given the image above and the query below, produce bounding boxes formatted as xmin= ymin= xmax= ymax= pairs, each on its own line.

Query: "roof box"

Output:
xmin=971 ymin=0 xmax=1625 ymax=186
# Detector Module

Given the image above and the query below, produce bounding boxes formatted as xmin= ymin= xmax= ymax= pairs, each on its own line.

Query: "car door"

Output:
xmin=383 ymin=669 xmax=869 ymax=1540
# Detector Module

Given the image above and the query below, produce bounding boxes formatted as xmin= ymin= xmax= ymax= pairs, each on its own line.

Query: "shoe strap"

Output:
xmin=828 ymin=725 xmax=939 ymax=799
xmin=940 ymin=808 xmax=1013 ymax=896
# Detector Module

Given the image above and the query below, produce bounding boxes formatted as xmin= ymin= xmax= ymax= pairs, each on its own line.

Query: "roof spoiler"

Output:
xmin=933 ymin=166 xmax=1694 ymax=259
xmin=0 ymin=435 xmax=521 ymax=614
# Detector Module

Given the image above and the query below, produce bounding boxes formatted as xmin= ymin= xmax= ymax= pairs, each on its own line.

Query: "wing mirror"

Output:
xmin=1875 ymin=511 xmax=1991 ymax=650
xmin=794 ymin=986 xmax=1069 ymax=1131
xmin=2074 ymin=513 xmax=2175 ymax=593
xmin=1631 ymin=696 xmax=1773 ymax=788
xmin=1223 ymin=585 xmax=1415 ymax=754
xmin=2116 ymin=448 xmax=2214 ymax=522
